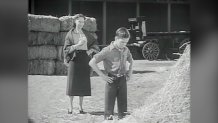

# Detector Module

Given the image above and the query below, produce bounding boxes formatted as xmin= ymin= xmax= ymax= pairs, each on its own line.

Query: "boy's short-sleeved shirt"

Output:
xmin=93 ymin=41 xmax=133 ymax=75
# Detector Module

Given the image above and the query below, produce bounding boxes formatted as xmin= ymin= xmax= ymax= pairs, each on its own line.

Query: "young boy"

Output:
xmin=89 ymin=27 xmax=133 ymax=120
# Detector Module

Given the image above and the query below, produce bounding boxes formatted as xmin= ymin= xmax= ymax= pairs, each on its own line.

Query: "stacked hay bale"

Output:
xmin=28 ymin=14 xmax=60 ymax=75
xmin=28 ymin=14 xmax=97 ymax=75
xmin=119 ymin=45 xmax=190 ymax=123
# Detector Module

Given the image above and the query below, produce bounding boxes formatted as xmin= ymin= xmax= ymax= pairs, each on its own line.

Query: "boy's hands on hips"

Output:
xmin=126 ymin=72 xmax=132 ymax=81
xmin=101 ymin=74 xmax=114 ymax=84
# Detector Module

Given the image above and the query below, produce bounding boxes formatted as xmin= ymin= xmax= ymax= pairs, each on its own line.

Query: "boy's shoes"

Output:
xmin=106 ymin=115 xmax=113 ymax=120
xmin=79 ymin=110 xmax=86 ymax=114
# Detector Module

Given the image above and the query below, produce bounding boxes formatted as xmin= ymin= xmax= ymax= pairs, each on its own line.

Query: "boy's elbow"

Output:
xmin=89 ymin=58 xmax=95 ymax=67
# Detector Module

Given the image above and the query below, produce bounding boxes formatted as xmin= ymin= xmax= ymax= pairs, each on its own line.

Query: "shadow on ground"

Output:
xmin=88 ymin=111 xmax=131 ymax=116
xmin=132 ymin=70 xmax=155 ymax=74
xmin=88 ymin=111 xmax=104 ymax=116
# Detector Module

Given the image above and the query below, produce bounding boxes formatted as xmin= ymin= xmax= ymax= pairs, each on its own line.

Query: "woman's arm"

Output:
xmin=70 ymin=33 xmax=86 ymax=50
xmin=63 ymin=31 xmax=73 ymax=55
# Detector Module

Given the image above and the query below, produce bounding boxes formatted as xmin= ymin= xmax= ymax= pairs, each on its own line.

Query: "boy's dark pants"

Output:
xmin=104 ymin=74 xmax=127 ymax=120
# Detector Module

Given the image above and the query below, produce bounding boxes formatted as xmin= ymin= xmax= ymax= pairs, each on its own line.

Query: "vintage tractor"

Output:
xmin=127 ymin=16 xmax=190 ymax=60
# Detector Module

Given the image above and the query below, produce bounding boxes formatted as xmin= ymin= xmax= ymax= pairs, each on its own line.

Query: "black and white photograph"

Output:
xmin=27 ymin=0 xmax=191 ymax=122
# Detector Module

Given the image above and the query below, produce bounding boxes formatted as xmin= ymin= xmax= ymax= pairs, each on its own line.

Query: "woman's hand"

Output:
xmin=87 ymin=49 xmax=94 ymax=56
xmin=78 ymin=36 xmax=86 ymax=46
xmin=71 ymin=45 xmax=77 ymax=50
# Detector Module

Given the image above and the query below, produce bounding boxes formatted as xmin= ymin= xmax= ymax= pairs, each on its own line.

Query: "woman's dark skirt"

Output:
xmin=66 ymin=50 xmax=91 ymax=96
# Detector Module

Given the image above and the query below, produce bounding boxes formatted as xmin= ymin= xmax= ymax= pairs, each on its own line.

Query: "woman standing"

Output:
xmin=63 ymin=14 xmax=99 ymax=114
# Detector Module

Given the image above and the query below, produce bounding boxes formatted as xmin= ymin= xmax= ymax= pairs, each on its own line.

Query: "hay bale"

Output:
xmin=128 ymin=45 xmax=191 ymax=123
xmin=28 ymin=14 xmax=60 ymax=32
xmin=83 ymin=17 xmax=97 ymax=32
xmin=29 ymin=32 xmax=66 ymax=46
xmin=56 ymin=46 xmax=64 ymax=61
xmin=54 ymin=32 xmax=68 ymax=45
xmin=59 ymin=16 xmax=97 ymax=32
xmin=36 ymin=32 xmax=57 ymax=45
xmin=59 ymin=16 xmax=75 ymax=31
xmin=28 ymin=31 xmax=38 ymax=46
xmin=28 ymin=60 xmax=55 ymax=75
xmin=28 ymin=46 xmax=57 ymax=60
xmin=55 ymin=61 xmax=68 ymax=75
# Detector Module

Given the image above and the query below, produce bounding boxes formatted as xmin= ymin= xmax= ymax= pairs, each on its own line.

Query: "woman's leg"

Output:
xmin=69 ymin=96 xmax=74 ymax=112
xmin=79 ymin=96 xmax=83 ymax=111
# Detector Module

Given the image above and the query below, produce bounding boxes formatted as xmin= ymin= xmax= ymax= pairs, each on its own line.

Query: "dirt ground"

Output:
xmin=28 ymin=60 xmax=176 ymax=123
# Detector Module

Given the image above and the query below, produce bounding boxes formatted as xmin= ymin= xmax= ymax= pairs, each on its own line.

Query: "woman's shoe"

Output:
xmin=68 ymin=109 xmax=72 ymax=114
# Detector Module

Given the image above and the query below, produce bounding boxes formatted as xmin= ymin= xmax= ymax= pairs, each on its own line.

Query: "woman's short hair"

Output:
xmin=115 ymin=27 xmax=130 ymax=39
xmin=73 ymin=14 xmax=86 ymax=28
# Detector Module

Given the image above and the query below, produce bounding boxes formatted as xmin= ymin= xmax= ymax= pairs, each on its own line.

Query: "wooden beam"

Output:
xmin=136 ymin=1 xmax=140 ymax=17
xmin=30 ymin=0 xmax=35 ymax=14
xmin=139 ymin=0 xmax=190 ymax=4
xmin=68 ymin=0 xmax=72 ymax=15
xmin=103 ymin=1 xmax=107 ymax=45
xmin=167 ymin=2 xmax=171 ymax=32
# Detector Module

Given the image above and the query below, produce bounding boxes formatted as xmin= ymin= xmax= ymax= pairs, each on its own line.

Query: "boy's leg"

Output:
xmin=104 ymin=82 xmax=117 ymax=120
xmin=117 ymin=76 xmax=127 ymax=119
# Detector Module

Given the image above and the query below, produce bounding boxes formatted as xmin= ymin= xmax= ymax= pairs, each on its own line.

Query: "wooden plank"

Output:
xmin=136 ymin=1 xmax=140 ymax=17
xmin=68 ymin=0 xmax=72 ymax=15
xmin=103 ymin=1 xmax=106 ymax=45
xmin=167 ymin=2 xmax=171 ymax=32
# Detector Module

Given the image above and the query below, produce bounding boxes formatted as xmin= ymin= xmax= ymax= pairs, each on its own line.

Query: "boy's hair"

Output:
xmin=115 ymin=27 xmax=130 ymax=39
xmin=74 ymin=13 xmax=86 ymax=20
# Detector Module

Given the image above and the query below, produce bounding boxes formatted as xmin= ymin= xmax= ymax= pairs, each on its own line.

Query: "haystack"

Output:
xmin=54 ymin=32 xmax=68 ymax=46
xmin=59 ymin=16 xmax=97 ymax=32
xmin=119 ymin=45 xmax=191 ymax=123
xmin=59 ymin=16 xmax=75 ymax=31
xmin=83 ymin=17 xmax=97 ymax=32
xmin=28 ymin=14 xmax=60 ymax=32
xmin=28 ymin=46 xmax=57 ymax=60
xmin=28 ymin=60 xmax=55 ymax=75
xmin=37 ymin=32 xmax=57 ymax=45
xmin=29 ymin=31 xmax=67 ymax=46
xmin=56 ymin=46 xmax=64 ymax=61
xmin=28 ymin=31 xmax=38 ymax=46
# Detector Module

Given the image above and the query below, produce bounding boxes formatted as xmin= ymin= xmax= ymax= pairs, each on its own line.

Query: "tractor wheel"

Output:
xmin=142 ymin=42 xmax=160 ymax=60
xmin=179 ymin=38 xmax=190 ymax=54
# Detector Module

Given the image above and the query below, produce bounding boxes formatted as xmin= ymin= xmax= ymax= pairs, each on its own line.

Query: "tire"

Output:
xmin=179 ymin=38 xmax=190 ymax=54
xmin=142 ymin=42 xmax=160 ymax=60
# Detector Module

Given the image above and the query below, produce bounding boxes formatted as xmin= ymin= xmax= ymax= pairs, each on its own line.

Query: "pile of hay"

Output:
xmin=83 ymin=17 xmax=97 ymax=32
xmin=28 ymin=46 xmax=57 ymax=60
xmin=119 ymin=45 xmax=191 ymax=123
xmin=28 ymin=60 xmax=55 ymax=75
xmin=28 ymin=14 xmax=60 ymax=32
xmin=54 ymin=32 xmax=68 ymax=45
